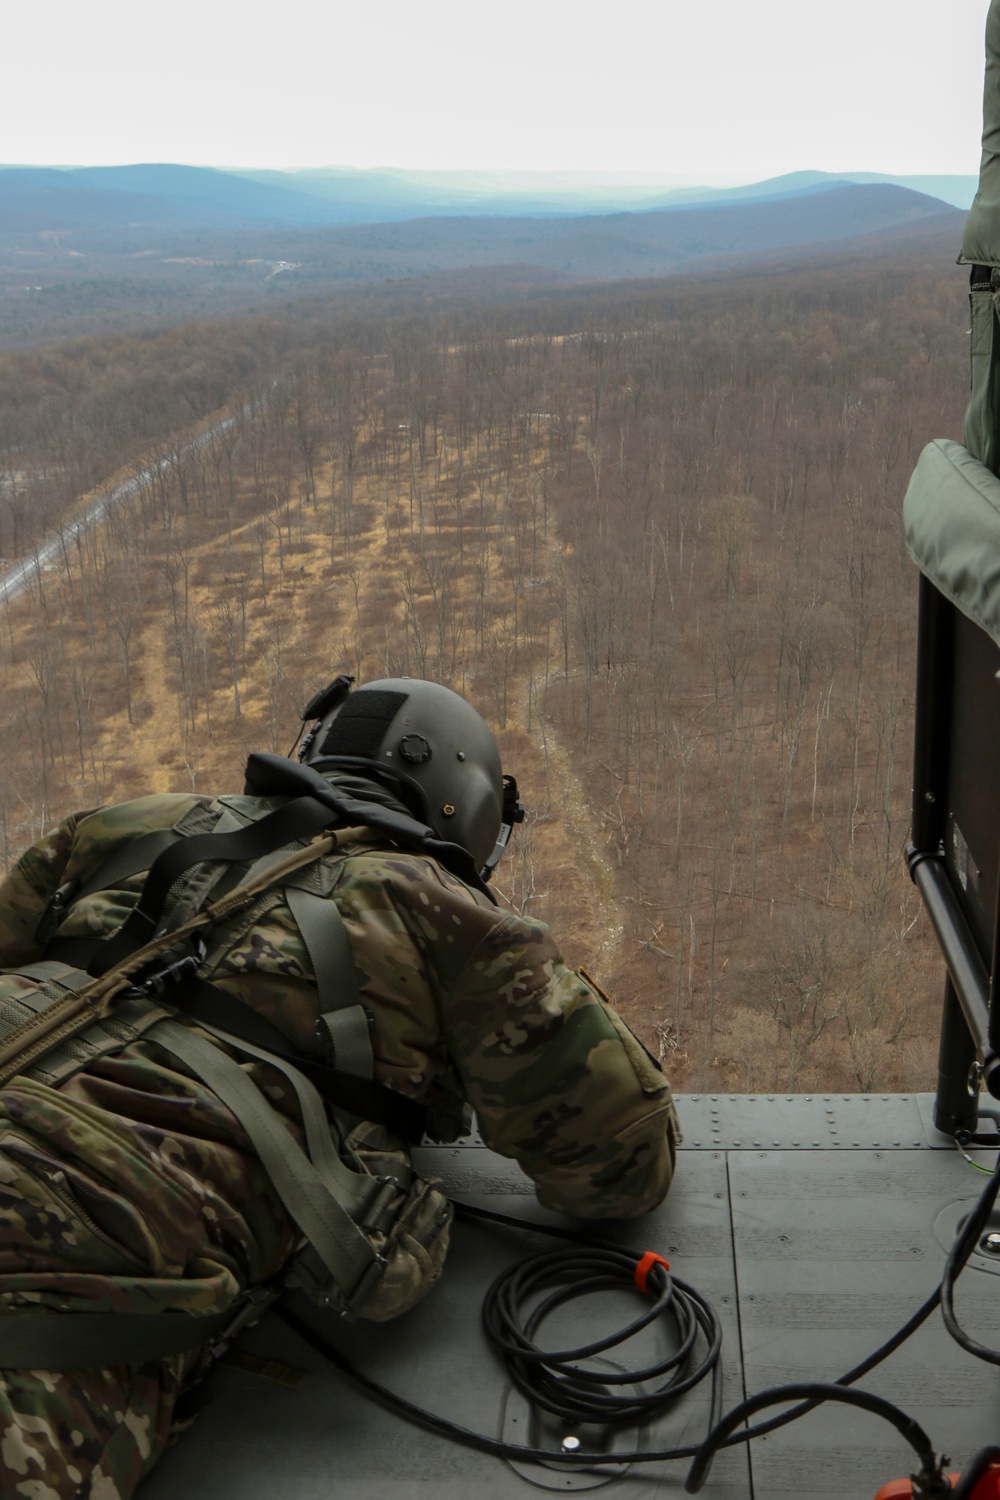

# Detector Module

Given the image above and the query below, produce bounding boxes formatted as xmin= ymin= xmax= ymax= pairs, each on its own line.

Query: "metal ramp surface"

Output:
xmin=140 ymin=1094 xmax=1000 ymax=1500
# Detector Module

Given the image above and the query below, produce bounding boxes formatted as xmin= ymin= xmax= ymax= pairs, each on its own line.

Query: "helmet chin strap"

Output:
xmin=481 ymin=828 xmax=511 ymax=879
xmin=481 ymin=776 xmax=525 ymax=881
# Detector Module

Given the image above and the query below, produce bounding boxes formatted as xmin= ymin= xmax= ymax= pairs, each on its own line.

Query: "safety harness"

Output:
xmin=0 ymin=756 xmax=472 ymax=1368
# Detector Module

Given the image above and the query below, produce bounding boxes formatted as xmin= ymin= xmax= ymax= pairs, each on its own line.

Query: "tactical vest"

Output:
xmin=0 ymin=761 xmax=461 ymax=1370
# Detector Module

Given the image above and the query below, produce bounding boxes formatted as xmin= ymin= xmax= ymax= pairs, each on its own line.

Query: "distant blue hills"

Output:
xmin=0 ymin=162 xmax=978 ymax=233
xmin=0 ymin=164 xmax=969 ymax=350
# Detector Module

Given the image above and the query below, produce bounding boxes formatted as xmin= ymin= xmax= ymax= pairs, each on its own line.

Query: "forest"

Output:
xmin=0 ymin=227 xmax=972 ymax=1094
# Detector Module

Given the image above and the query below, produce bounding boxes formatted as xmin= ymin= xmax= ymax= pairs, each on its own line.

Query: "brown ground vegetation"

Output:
xmin=0 ymin=246 xmax=971 ymax=1094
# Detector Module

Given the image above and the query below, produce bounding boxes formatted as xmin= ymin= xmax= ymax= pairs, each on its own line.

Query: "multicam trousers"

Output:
xmin=0 ymin=1354 xmax=195 ymax=1500
xmin=0 ymin=1048 xmax=300 ymax=1500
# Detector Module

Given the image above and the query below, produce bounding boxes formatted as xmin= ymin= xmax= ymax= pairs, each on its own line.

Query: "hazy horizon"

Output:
xmin=4 ymin=1 xmax=988 ymax=181
xmin=0 ymin=163 xmax=977 ymax=187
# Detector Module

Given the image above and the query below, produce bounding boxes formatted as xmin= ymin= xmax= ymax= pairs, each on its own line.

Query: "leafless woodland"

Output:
xmin=0 ymin=243 xmax=971 ymax=1092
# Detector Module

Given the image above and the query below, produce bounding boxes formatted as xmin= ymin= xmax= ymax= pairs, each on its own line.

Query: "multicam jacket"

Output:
xmin=0 ymin=781 xmax=679 ymax=1497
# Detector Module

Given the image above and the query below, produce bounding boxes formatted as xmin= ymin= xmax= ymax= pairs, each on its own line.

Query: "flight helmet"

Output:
xmin=298 ymin=675 xmax=523 ymax=877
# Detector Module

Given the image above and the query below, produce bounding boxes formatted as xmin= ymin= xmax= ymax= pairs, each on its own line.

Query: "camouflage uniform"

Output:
xmin=0 ymin=788 xmax=680 ymax=1498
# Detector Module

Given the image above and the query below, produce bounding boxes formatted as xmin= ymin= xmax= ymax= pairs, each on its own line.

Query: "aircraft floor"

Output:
xmin=139 ymin=1094 xmax=1000 ymax=1500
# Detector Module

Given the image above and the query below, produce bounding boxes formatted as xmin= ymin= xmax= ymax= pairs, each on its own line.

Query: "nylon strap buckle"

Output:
xmin=360 ymin=1176 xmax=401 ymax=1234
xmin=209 ymin=1283 xmax=282 ymax=1357
xmin=288 ymin=1244 xmax=389 ymax=1319
xmin=137 ymin=935 xmax=208 ymax=998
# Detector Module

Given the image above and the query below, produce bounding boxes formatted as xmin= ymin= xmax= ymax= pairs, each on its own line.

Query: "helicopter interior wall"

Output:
xmin=139 ymin=1099 xmax=1000 ymax=1500
xmin=943 ymin=604 xmax=1000 ymax=966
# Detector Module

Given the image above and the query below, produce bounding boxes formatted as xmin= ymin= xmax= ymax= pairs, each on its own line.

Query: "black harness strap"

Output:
xmin=38 ymin=766 xmax=457 ymax=1143
xmin=65 ymin=829 xmax=184 ymax=907
xmin=86 ymin=795 xmax=338 ymax=976
xmin=162 ymin=973 xmax=427 ymax=1142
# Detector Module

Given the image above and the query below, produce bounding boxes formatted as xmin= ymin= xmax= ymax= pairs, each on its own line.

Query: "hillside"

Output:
xmin=0 ymin=176 xmax=962 ymax=352
xmin=0 ymin=241 xmax=971 ymax=1094
xmin=0 ymin=164 xmax=356 ymax=231
xmin=276 ymin=184 xmax=958 ymax=279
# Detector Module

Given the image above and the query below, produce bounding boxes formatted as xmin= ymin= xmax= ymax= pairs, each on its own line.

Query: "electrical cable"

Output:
xmin=940 ymin=1143 xmax=1000 ymax=1363
xmin=715 ymin=1281 xmax=943 ymax=1448
xmin=275 ymin=1293 xmax=719 ymax=1468
xmin=275 ymin=1199 xmax=726 ymax=1468
xmin=951 ymin=1446 xmax=1000 ymax=1500
xmin=271 ymin=1191 xmax=961 ymax=1478
xmin=955 ymin=1109 xmax=1000 ymax=1152
xmin=272 ymin=1109 xmax=1000 ymax=1483
xmin=459 ymin=1200 xmax=942 ymax=1451
xmin=275 ymin=1253 xmax=933 ymax=1479
xmin=684 ymin=1383 xmax=942 ymax=1495
xmin=481 ymin=1243 xmax=721 ymax=1428
xmin=689 ymin=1135 xmax=1000 ymax=1483
xmin=956 ymin=1141 xmax=996 ymax=1172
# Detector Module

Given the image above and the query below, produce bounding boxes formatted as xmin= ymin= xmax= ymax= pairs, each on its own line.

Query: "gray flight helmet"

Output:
xmin=298 ymin=676 xmax=523 ymax=876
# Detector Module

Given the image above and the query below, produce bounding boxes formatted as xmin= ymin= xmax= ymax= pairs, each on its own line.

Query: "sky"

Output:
xmin=2 ymin=0 xmax=991 ymax=183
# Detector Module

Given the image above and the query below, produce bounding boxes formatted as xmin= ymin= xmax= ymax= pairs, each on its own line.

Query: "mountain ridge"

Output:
xmin=0 ymin=176 xmax=964 ymax=353
xmin=0 ymin=162 xmax=977 ymax=234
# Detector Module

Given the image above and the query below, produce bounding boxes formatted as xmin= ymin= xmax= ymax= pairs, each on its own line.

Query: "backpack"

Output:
xmin=0 ymin=760 xmax=461 ymax=1369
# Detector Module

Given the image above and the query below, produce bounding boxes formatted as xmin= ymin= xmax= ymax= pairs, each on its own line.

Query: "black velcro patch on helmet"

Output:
xmin=318 ymin=690 xmax=409 ymax=758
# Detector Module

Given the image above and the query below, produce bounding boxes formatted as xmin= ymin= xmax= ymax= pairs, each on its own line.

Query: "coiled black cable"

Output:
xmin=481 ymin=1242 xmax=721 ymax=1428
xmin=275 ymin=1195 xmax=936 ymax=1479
xmin=274 ymin=1134 xmax=1000 ymax=1488
xmin=940 ymin=1142 xmax=1000 ymax=1363
xmin=276 ymin=1199 xmax=725 ymax=1469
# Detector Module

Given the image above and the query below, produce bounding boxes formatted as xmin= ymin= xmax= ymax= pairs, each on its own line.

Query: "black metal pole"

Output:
xmin=909 ymin=851 xmax=999 ymax=1116
xmin=908 ymin=578 xmax=987 ymax=1127
xmin=911 ymin=575 xmax=952 ymax=853
xmin=934 ymin=975 xmax=981 ymax=1137
xmin=988 ymin=849 xmax=1000 ymax=1058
